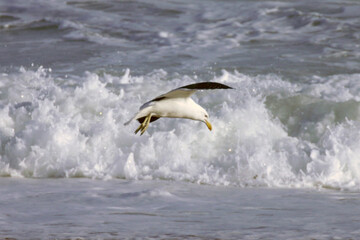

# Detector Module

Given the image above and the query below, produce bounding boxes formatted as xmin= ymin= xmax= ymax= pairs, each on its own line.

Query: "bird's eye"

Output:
xmin=205 ymin=114 xmax=208 ymax=118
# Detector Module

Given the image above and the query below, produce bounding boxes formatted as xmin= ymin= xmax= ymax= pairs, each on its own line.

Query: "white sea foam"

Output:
xmin=0 ymin=67 xmax=360 ymax=190
xmin=302 ymin=74 xmax=360 ymax=101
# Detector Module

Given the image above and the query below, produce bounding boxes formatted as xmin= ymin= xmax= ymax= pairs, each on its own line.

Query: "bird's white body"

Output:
xmin=136 ymin=98 xmax=207 ymax=120
xmin=125 ymin=82 xmax=232 ymax=135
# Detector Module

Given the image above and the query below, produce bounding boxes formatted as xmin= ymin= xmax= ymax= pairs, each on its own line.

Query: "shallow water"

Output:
xmin=1 ymin=0 xmax=360 ymax=238
xmin=1 ymin=178 xmax=360 ymax=240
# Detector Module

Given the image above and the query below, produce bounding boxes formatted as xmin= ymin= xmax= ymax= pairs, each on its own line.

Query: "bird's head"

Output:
xmin=202 ymin=111 xmax=212 ymax=131
xmin=189 ymin=102 xmax=212 ymax=131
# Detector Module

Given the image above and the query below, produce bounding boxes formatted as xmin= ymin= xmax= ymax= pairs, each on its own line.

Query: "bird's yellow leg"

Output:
xmin=135 ymin=118 xmax=146 ymax=134
xmin=134 ymin=124 xmax=143 ymax=134
xmin=140 ymin=115 xmax=152 ymax=135
xmin=134 ymin=114 xmax=151 ymax=135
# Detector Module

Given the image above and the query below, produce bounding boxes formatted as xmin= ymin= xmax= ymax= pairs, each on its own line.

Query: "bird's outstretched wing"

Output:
xmin=124 ymin=82 xmax=233 ymax=126
xmin=177 ymin=82 xmax=233 ymax=90
xmin=140 ymin=82 xmax=233 ymax=109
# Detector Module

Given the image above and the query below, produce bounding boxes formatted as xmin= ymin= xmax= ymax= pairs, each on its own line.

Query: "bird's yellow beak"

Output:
xmin=205 ymin=119 xmax=212 ymax=131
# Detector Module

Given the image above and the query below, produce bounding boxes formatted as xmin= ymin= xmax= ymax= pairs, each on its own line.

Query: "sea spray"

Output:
xmin=0 ymin=67 xmax=360 ymax=190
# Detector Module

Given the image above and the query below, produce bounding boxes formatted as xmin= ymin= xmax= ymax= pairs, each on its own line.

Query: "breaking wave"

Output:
xmin=0 ymin=67 xmax=360 ymax=191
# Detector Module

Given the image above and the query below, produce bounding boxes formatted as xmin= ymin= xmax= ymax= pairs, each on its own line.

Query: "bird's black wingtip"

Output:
xmin=179 ymin=82 xmax=234 ymax=90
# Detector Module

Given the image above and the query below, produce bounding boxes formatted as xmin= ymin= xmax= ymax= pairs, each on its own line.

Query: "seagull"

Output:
xmin=124 ymin=82 xmax=233 ymax=135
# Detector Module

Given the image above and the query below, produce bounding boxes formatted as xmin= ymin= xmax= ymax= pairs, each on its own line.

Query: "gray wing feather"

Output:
xmin=140 ymin=82 xmax=232 ymax=109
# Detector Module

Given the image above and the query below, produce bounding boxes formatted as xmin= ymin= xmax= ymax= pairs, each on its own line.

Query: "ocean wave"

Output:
xmin=0 ymin=67 xmax=360 ymax=191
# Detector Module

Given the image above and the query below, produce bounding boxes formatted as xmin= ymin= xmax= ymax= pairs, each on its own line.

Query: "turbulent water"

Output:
xmin=1 ymin=0 xmax=360 ymax=239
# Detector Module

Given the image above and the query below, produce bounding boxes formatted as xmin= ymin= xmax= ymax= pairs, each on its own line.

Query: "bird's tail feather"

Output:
xmin=124 ymin=111 xmax=143 ymax=126
xmin=124 ymin=116 xmax=135 ymax=126
xmin=124 ymin=118 xmax=134 ymax=126
xmin=124 ymin=107 xmax=150 ymax=126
